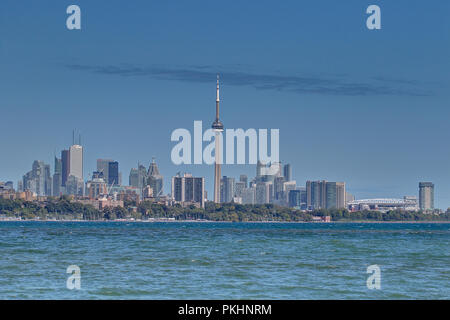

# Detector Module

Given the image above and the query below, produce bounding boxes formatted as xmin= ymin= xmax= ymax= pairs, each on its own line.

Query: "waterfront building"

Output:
xmin=306 ymin=180 xmax=327 ymax=210
xmin=347 ymin=198 xmax=420 ymax=213
xmin=419 ymin=182 xmax=434 ymax=211
xmin=404 ymin=196 xmax=419 ymax=211
xmin=325 ymin=182 xmax=346 ymax=209
xmin=306 ymin=180 xmax=346 ymax=210
xmin=171 ymin=173 xmax=205 ymax=208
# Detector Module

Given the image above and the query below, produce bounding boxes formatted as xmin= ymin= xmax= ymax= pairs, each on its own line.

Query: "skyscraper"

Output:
xmin=256 ymin=182 xmax=272 ymax=204
xmin=325 ymin=182 xmax=346 ymax=209
xmin=61 ymin=150 xmax=70 ymax=187
xmin=220 ymin=176 xmax=235 ymax=203
xmin=306 ymin=180 xmax=346 ymax=210
xmin=108 ymin=161 xmax=119 ymax=186
xmin=419 ymin=182 xmax=434 ymax=211
xmin=171 ymin=173 xmax=205 ymax=208
xmin=212 ymin=75 xmax=224 ymax=203
xmin=239 ymin=174 xmax=248 ymax=188
xmin=53 ymin=156 xmax=62 ymax=196
xmin=97 ymin=159 xmax=113 ymax=184
xmin=23 ymin=160 xmax=52 ymax=196
xmin=69 ymin=144 xmax=83 ymax=180
xmin=283 ymin=164 xmax=292 ymax=182
xmin=147 ymin=158 xmax=163 ymax=197
xmin=306 ymin=180 xmax=327 ymax=210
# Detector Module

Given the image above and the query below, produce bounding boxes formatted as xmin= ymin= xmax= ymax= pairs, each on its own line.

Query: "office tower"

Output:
xmin=419 ymin=182 xmax=434 ymax=211
xmin=61 ymin=150 xmax=70 ymax=187
xmin=147 ymin=158 xmax=163 ymax=197
xmin=129 ymin=164 xmax=148 ymax=189
xmin=97 ymin=159 xmax=113 ymax=184
xmin=212 ymin=75 xmax=224 ymax=203
xmin=53 ymin=157 xmax=62 ymax=196
xmin=52 ymin=173 xmax=61 ymax=197
xmin=241 ymin=187 xmax=256 ymax=205
xmin=129 ymin=168 xmax=139 ymax=188
xmin=54 ymin=157 xmax=62 ymax=175
xmin=325 ymin=182 xmax=346 ymax=209
xmin=108 ymin=161 xmax=119 ymax=186
xmin=22 ymin=160 xmax=52 ymax=196
xmin=171 ymin=173 xmax=205 ymax=208
xmin=274 ymin=176 xmax=286 ymax=201
xmin=5 ymin=181 xmax=13 ymax=190
xmin=239 ymin=175 xmax=248 ymax=188
xmin=69 ymin=144 xmax=83 ymax=180
xmin=220 ymin=176 xmax=235 ymax=203
xmin=234 ymin=181 xmax=246 ymax=198
xmin=283 ymin=164 xmax=292 ymax=182
xmin=255 ymin=181 xmax=271 ymax=204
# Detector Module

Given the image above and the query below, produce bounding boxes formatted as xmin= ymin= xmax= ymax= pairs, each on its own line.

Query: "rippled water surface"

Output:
xmin=0 ymin=221 xmax=448 ymax=299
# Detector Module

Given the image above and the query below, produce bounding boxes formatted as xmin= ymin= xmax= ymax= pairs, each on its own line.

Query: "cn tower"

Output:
xmin=212 ymin=75 xmax=224 ymax=203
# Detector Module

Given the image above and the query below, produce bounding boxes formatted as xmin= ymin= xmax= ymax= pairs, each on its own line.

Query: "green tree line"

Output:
xmin=0 ymin=197 xmax=449 ymax=222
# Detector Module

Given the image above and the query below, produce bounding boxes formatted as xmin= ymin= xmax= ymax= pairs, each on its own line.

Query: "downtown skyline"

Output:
xmin=0 ymin=1 xmax=449 ymax=207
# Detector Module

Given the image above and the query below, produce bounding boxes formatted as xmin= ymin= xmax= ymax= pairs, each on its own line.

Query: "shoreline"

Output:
xmin=0 ymin=219 xmax=449 ymax=224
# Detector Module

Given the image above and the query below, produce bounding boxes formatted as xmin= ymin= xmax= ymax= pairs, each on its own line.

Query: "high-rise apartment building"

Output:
xmin=220 ymin=176 xmax=235 ymax=203
xmin=171 ymin=173 xmax=204 ymax=208
xmin=325 ymin=182 xmax=346 ymax=209
xmin=306 ymin=180 xmax=346 ymax=210
xmin=419 ymin=182 xmax=434 ymax=211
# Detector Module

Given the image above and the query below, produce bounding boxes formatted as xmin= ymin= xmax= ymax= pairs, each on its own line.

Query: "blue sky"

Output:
xmin=1 ymin=1 xmax=449 ymax=207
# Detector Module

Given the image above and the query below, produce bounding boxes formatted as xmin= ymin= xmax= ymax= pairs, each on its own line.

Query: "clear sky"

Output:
xmin=1 ymin=1 xmax=449 ymax=207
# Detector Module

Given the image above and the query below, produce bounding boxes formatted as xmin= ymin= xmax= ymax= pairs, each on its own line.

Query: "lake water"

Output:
xmin=0 ymin=221 xmax=448 ymax=299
